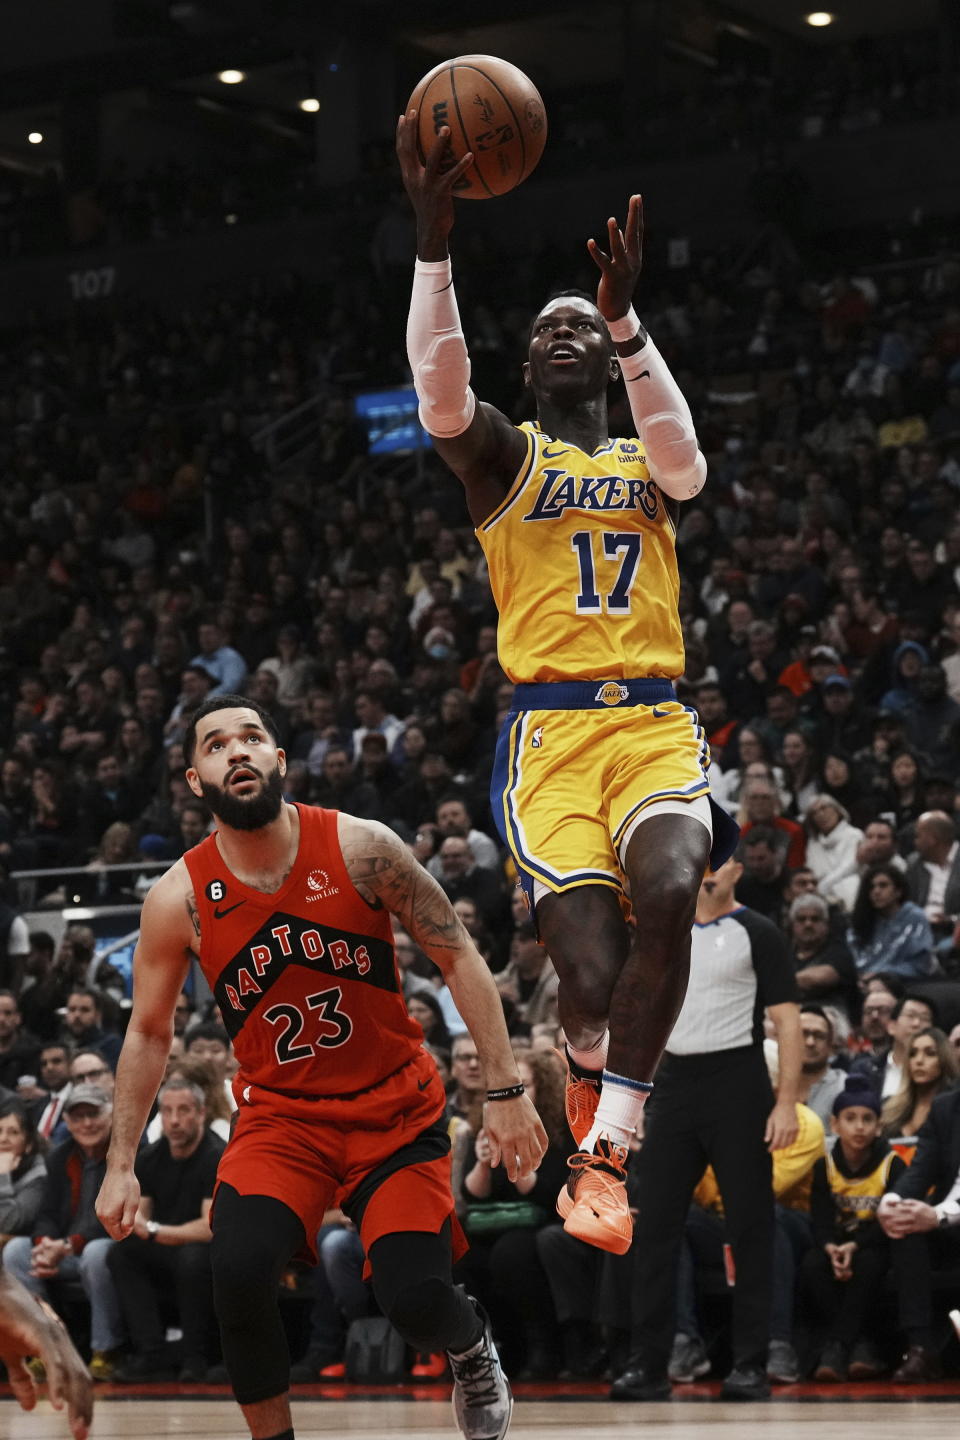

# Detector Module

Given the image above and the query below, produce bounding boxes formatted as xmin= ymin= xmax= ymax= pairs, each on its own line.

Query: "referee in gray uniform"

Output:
xmin=611 ymin=856 xmax=802 ymax=1402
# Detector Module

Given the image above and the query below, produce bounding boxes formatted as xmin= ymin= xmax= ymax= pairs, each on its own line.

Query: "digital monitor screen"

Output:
xmin=353 ymin=387 xmax=430 ymax=455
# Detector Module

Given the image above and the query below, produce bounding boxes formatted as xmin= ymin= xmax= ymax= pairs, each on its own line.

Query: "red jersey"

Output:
xmin=183 ymin=804 xmax=424 ymax=1099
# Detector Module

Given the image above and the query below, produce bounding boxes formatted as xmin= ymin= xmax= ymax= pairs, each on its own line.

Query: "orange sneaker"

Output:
xmin=555 ymin=1049 xmax=602 ymax=1147
xmin=556 ymin=1138 xmax=633 ymax=1255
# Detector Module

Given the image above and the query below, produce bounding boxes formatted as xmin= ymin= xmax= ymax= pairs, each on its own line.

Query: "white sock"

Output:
xmin=582 ymin=1069 xmax=653 ymax=1152
xmin=567 ymin=1030 xmax=609 ymax=1076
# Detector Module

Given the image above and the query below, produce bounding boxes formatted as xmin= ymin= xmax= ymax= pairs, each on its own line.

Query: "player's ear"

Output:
xmin=522 ymin=360 xmax=531 ymax=388
xmin=185 ymin=767 xmax=203 ymax=798
xmin=277 ymin=748 xmax=287 ymax=778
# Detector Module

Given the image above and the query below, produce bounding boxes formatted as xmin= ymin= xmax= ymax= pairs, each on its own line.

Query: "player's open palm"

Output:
xmin=588 ymin=193 xmax=644 ymax=322
xmin=396 ymin=109 xmax=474 ymax=242
xmin=483 ymin=1094 xmax=548 ymax=1182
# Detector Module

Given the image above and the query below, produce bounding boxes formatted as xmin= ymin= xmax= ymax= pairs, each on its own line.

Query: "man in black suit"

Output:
xmin=905 ymin=811 xmax=960 ymax=949
xmin=878 ymin=1088 xmax=960 ymax=1380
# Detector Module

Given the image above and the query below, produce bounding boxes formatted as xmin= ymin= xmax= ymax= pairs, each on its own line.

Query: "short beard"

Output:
xmin=200 ymin=765 xmax=284 ymax=831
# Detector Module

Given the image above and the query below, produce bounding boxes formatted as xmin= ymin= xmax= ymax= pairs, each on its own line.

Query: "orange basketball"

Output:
xmin=408 ymin=54 xmax=547 ymax=200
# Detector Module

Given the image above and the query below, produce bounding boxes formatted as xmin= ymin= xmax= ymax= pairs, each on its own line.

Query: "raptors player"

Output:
xmin=97 ymin=697 xmax=543 ymax=1440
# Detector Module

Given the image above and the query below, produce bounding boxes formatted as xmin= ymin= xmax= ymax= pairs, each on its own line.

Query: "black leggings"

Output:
xmin=212 ymin=1184 xmax=479 ymax=1405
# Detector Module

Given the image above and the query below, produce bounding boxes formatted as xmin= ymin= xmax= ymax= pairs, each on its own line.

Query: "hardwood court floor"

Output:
xmin=3 ymin=1385 xmax=960 ymax=1440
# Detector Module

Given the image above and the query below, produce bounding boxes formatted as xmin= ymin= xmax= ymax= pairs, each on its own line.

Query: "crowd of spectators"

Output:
xmin=0 ymin=104 xmax=958 ymax=1390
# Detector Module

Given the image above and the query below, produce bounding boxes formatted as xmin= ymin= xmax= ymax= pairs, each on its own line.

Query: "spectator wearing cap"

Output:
xmin=801 ymin=1075 xmax=902 ymax=1382
xmin=258 ymin=625 xmax=316 ymax=710
xmin=2 ymin=1084 xmax=125 ymax=1380
xmin=804 ymin=796 xmax=864 ymax=906
xmin=816 ymin=674 xmax=873 ymax=756
xmin=905 ymin=810 xmax=960 ymax=948
xmin=108 ymin=1077 xmax=223 ymax=1383
xmin=878 ymin=1080 xmax=960 ymax=1381
xmin=189 ymin=617 xmax=247 ymax=698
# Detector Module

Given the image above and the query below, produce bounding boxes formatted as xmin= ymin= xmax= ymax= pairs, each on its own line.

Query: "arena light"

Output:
xmin=218 ymin=69 xmax=246 ymax=84
xmin=299 ymin=98 xmax=320 ymax=112
xmin=27 ymin=131 xmax=43 ymax=144
xmin=804 ymin=11 xmax=834 ymax=25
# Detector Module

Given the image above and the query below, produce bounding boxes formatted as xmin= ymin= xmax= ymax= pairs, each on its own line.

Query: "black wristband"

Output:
xmin=485 ymin=1083 xmax=525 ymax=1102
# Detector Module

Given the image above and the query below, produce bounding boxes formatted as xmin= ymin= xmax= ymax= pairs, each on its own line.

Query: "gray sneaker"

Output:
xmin=767 ymin=1339 xmax=801 ymax=1384
xmin=668 ymin=1333 xmax=711 ymax=1383
xmin=449 ymin=1298 xmax=513 ymax=1440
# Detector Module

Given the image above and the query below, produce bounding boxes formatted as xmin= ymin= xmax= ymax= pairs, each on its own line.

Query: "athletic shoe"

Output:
xmin=847 ymin=1339 xmax=885 ymax=1380
xmin=89 ymin=1349 xmax=123 ymax=1382
xmin=556 ymin=1049 xmax=602 ymax=1146
xmin=411 ymin=1352 xmax=448 ymax=1379
xmin=814 ymin=1341 xmax=848 ymax=1382
xmin=668 ymin=1333 xmax=711 ymax=1382
xmin=891 ymin=1345 xmax=941 ymax=1382
xmin=449 ymin=1297 xmax=512 ymax=1440
xmin=609 ymin=1360 xmax=671 ymax=1401
xmin=766 ymin=1339 xmax=801 ymax=1384
xmin=720 ymin=1362 xmax=770 ymax=1400
xmin=556 ymin=1139 xmax=633 ymax=1255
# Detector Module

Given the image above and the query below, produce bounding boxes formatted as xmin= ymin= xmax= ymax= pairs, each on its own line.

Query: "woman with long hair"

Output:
xmin=888 ymin=749 xmax=924 ymax=835
xmin=780 ymin=729 xmax=820 ymax=819
xmin=0 ymin=1100 xmax=47 ymax=1239
xmin=406 ymin=990 xmax=453 ymax=1052
xmin=881 ymin=1028 xmax=958 ymax=1138
xmin=848 ymin=864 xmax=936 ymax=980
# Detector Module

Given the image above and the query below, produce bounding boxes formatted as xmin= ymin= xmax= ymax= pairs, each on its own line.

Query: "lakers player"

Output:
xmin=398 ymin=115 xmax=740 ymax=1256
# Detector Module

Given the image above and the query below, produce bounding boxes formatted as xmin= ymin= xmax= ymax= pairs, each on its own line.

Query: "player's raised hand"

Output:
xmin=588 ymin=194 xmax=644 ymax=322
xmin=482 ymin=1093 xmax=548 ymax=1184
xmin=396 ymin=108 xmax=473 ymax=253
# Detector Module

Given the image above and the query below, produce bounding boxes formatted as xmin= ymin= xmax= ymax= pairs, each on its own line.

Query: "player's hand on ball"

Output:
xmin=588 ymin=194 xmax=644 ymax=323
xmin=482 ymin=1094 xmax=548 ymax=1183
xmin=396 ymin=108 xmax=474 ymax=245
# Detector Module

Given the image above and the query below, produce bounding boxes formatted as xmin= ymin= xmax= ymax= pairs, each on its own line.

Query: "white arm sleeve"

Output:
xmin=609 ymin=307 xmax=707 ymax=501
xmin=406 ymin=257 xmax=477 ymax=439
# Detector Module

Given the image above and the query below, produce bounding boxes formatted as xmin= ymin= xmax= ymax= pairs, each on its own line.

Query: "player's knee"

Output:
xmin=375 ymin=1275 xmax=453 ymax=1351
xmin=211 ymin=1230 xmax=279 ymax=1327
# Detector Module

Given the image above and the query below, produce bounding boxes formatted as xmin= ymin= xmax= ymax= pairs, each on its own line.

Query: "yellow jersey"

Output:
xmin=476 ymin=422 xmax=684 ymax=684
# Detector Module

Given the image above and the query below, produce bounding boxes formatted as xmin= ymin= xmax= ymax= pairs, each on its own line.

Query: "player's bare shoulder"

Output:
xmin=139 ymin=857 xmax=202 ymax=958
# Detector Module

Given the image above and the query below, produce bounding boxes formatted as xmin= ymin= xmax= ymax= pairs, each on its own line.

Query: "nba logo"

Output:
xmin=531 ymin=726 xmax=544 ymax=749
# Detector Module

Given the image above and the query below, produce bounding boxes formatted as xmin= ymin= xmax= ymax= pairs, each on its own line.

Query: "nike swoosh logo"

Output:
xmin=213 ymin=901 xmax=245 ymax=919
xmin=417 ymin=1078 xmax=432 ymax=1091
xmin=542 ymin=446 xmax=568 ymax=459
xmin=637 ymin=370 xmax=650 ymax=380
xmin=651 ymin=706 xmax=673 ymax=718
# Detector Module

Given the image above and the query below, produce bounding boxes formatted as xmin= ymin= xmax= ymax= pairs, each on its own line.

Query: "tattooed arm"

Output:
xmin=97 ymin=862 xmax=194 ymax=1239
xmin=339 ymin=814 xmax=547 ymax=1178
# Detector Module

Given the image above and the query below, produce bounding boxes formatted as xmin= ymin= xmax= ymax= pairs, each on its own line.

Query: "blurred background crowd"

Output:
xmin=0 ymin=0 xmax=958 ymax=1402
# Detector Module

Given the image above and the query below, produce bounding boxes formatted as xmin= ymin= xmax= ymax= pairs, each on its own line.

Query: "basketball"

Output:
xmin=407 ymin=54 xmax=547 ymax=200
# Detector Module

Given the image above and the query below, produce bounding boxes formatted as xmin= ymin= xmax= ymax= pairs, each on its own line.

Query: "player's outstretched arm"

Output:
xmin=588 ymin=194 xmax=707 ymax=501
xmin=396 ymin=110 xmax=527 ymax=524
xmin=339 ymin=813 xmax=547 ymax=1179
xmin=96 ymin=867 xmax=193 ymax=1239
xmin=0 ymin=1269 xmax=93 ymax=1439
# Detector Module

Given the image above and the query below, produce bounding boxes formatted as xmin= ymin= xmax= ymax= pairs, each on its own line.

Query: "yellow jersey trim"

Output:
xmin=477 ymin=427 xmax=538 ymax=534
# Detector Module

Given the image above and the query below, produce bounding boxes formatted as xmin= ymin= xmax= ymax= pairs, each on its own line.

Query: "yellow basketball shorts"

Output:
xmin=490 ymin=679 xmax=738 ymax=908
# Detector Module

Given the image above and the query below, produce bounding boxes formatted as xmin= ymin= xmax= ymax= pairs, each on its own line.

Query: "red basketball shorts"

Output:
xmin=212 ymin=1047 xmax=466 ymax=1273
